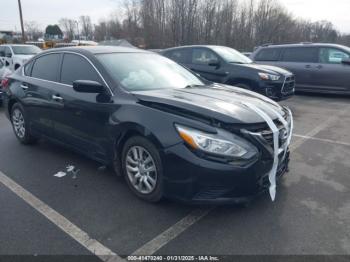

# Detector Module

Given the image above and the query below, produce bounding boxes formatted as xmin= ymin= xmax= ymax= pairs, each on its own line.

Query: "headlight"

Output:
xmin=258 ymin=72 xmax=280 ymax=81
xmin=175 ymin=124 xmax=248 ymax=157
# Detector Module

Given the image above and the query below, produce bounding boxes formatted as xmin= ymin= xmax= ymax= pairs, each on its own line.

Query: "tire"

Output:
xmin=235 ymin=83 xmax=252 ymax=90
xmin=10 ymin=103 xmax=37 ymax=144
xmin=122 ymin=136 xmax=163 ymax=202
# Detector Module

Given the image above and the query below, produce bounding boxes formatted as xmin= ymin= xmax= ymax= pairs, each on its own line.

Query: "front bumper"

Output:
xmin=160 ymin=143 xmax=290 ymax=204
xmin=258 ymin=75 xmax=295 ymax=101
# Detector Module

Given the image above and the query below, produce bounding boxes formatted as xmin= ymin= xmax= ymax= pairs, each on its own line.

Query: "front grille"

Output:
xmin=282 ymin=75 xmax=295 ymax=94
xmin=242 ymin=109 xmax=291 ymax=148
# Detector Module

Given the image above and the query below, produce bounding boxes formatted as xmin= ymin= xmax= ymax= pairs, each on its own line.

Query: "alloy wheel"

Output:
xmin=126 ymin=146 xmax=157 ymax=194
xmin=12 ymin=109 xmax=26 ymax=139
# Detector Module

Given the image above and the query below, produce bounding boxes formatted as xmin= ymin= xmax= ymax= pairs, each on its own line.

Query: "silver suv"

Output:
xmin=251 ymin=43 xmax=350 ymax=94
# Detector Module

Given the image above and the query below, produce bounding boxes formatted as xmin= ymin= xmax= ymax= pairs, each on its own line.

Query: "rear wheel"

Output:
xmin=11 ymin=103 xmax=37 ymax=144
xmin=122 ymin=136 xmax=163 ymax=202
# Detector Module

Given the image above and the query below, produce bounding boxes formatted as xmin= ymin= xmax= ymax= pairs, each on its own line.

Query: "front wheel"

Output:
xmin=11 ymin=103 xmax=37 ymax=144
xmin=122 ymin=136 xmax=163 ymax=203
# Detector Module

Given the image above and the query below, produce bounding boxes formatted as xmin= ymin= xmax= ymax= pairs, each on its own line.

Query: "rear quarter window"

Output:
xmin=254 ymin=48 xmax=281 ymax=61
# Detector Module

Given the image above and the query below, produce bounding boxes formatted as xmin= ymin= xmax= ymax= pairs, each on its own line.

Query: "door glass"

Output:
xmin=255 ymin=48 xmax=281 ymax=61
xmin=282 ymin=47 xmax=318 ymax=63
xmin=0 ymin=47 xmax=5 ymax=57
xmin=319 ymin=48 xmax=350 ymax=64
xmin=61 ymin=54 xmax=101 ymax=85
xmin=165 ymin=49 xmax=190 ymax=64
xmin=31 ymin=54 xmax=61 ymax=81
xmin=4 ymin=47 xmax=12 ymax=57
xmin=192 ymin=49 xmax=219 ymax=65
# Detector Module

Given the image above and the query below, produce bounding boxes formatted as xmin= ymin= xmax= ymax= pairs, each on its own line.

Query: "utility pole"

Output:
xmin=17 ymin=0 xmax=26 ymax=43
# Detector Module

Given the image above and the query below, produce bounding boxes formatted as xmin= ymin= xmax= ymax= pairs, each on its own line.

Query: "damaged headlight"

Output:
xmin=175 ymin=124 xmax=249 ymax=158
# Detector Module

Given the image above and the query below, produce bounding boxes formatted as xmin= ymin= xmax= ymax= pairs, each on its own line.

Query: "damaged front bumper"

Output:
xmin=160 ymin=142 xmax=290 ymax=204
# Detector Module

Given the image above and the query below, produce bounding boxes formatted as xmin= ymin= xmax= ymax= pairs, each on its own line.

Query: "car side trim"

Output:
xmin=22 ymin=51 xmax=114 ymax=96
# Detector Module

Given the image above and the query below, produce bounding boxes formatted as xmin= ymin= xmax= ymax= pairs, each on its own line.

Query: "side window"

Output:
xmin=282 ymin=47 xmax=318 ymax=63
xmin=0 ymin=46 xmax=5 ymax=57
xmin=61 ymin=54 xmax=101 ymax=85
xmin=31 ymin=54 xmax=61 ymax=81
xmin=192 ymin=49 xmax=219 ymax=65
xmin=24 ymin=60 xmax=34 ymax=76
xmin=165 ymin=49 xmax=190 ymax=64
xmin=4 ymin=47 xmax=12 ymax=57
xmin=255 ymin=48 xmax=281 ymax=61
xmin=319 ymin=48 xmax=350 ymax=64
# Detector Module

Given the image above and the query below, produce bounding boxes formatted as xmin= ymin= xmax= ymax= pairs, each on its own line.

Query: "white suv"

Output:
xmin=0 ymin=44 xmax=41 ymax=72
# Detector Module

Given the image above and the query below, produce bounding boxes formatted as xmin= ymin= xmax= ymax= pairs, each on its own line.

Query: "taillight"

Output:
xmin=1 ymin=78 xmax=10 ymax=89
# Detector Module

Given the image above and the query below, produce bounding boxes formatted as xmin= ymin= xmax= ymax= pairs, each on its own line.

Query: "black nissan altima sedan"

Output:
xmin=2 ymin=46 xmax=293 ymax=204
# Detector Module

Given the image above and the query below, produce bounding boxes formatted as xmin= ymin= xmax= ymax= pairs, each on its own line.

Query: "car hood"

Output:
xmin=238 ymin=63 xmax=292 ymax=76
xmin=132 ymin=84 xmax=285 ymax=124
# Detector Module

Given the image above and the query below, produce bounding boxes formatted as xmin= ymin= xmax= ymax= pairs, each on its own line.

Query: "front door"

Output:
xmin=313 ymin=47 xmax=350 ymax=92
xmin=188 ymin=48 xmax=227 ymax=83
xmin=52 ymin=53 xmax=113 ymax=159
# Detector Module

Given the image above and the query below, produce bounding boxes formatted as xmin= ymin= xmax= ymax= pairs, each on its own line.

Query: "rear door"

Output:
xmin=279 ymin=47 xmax=319 ymax=90
xmin=314 ymin=47 xmax=350 ymax=92
xmin=22 ymin=53 xmax=62 ymax=137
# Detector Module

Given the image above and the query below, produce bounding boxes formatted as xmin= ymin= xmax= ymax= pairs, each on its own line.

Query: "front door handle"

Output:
xmin=305 ymin=65 xmax=311 ymax=69
xmin=316 ymin=65 xmax=323 ymax=69
xmin=52 ymin=95 xmax=64 ymax=102
xmin=20 ymin=84 xmax=28 ymax=90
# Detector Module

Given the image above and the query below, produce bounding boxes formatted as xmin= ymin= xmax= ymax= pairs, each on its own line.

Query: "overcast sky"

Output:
xmin=1 ymin=0 xmax=350 ymax=33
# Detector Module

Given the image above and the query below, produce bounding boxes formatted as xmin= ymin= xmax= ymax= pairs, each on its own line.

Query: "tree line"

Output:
xmin=25 ymin=0 xmax=350 ymax=50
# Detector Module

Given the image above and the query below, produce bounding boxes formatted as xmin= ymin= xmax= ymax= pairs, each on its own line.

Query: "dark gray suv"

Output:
xmin=251 ymin=43 xmax=350 ymax=94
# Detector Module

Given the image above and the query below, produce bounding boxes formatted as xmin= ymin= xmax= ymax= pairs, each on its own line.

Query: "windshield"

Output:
xmin=97 ymin=53 xmax=204 ymax=91
xmin=12 ymin=46 xmax=41 ymax=55
xmin=211 ymin=46 xmax=252 ymax=64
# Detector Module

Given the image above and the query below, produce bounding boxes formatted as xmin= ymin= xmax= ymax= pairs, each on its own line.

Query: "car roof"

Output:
xmin=42 ymin=46 xmax=150 ymax=55
xmin=162 ymin=45 xmax=227 ymax=52
xmin=257 ymin=43 xmax=349 ymax=49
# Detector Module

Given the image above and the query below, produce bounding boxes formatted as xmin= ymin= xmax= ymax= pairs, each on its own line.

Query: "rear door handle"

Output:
xmin=305 ymin=65 xmax=311 ymax=69
xmin=316 ymin=65 xmax=323 ymax=69
xmin=52 ymin=94 xmax=64 ymax=102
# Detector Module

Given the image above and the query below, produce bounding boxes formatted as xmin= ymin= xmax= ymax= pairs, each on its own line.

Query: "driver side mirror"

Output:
xmin=341 ymin=58 xmax=350 ymax=65
xmin=73 ymin=80 xmax=107 ymax=94
xmin=208 ymin=59 xmax=220 ymax=68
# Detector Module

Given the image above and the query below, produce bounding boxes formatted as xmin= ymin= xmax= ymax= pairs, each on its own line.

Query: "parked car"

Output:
xmin=161 ymin=45 xmax=295 ymax=101
xmin=0 ymin=44 xmax=41 ymax=71
xmin=3 ymin=46 xmax=293 ymax=204
xmin=251 ymin=43 xmax=350 ymax=94
xmin=0 ymin=59 xmax=12 ymax=106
